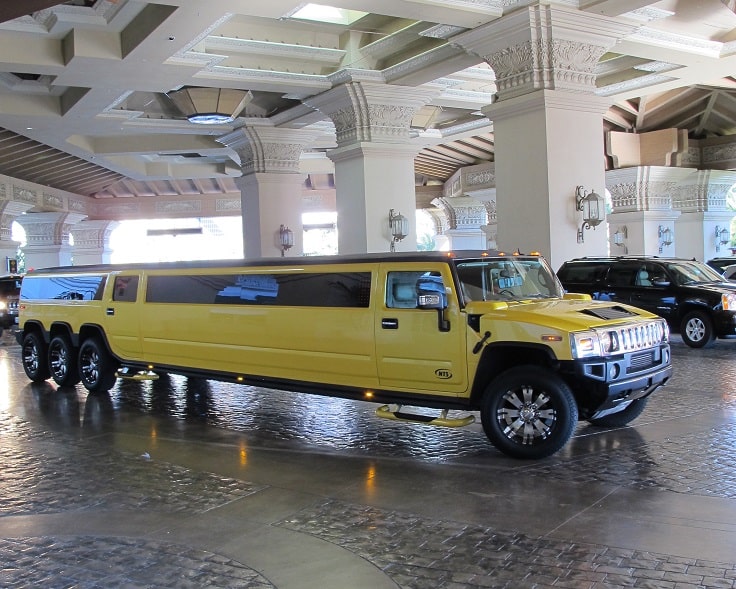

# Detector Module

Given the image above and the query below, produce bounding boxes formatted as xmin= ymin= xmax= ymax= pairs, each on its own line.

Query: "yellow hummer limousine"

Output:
xmin=17 ymin=251 xmax=672 ymax=459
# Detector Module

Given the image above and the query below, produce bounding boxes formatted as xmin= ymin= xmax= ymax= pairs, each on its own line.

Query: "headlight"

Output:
xmin=722 ymin=292 xmax=736 ymax=310
xmin=571 ymin=331 xmax=601 ymax=358
xmin=0 ymin=301 xmax=6 ymax=311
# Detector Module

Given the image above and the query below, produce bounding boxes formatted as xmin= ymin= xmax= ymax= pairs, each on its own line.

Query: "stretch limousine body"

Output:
xmin=17 ymin=251 xmax=672 ymax=459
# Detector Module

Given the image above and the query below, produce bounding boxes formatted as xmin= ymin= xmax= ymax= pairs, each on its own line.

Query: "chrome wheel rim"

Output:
xmin=496 ymin=385 xmax=557 ymax=445
xmin=23 ymin=342 xmax=41 ymax=375
xmin=49 ymin=343 xmax=68 ymax=379
xmin=685 ymin=318 xmax=705 ymax=342
xmin=80 ymin=348 xmax=100 ymax=385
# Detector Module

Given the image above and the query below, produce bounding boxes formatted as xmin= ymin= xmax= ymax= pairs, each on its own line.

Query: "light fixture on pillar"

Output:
xmin=167 ymin=87 xmax=253 ymax=125
xmin=715 ymin=225 xmax=730 ymax=252
xmin=658 ymin=225 xmax=673 ymax=254
xmin=279 ymin=224 xmax=294 ymax=257
xmin=612 ymin=226 xmax=628 ymax=255
xmin=388 ymin=209 xmax=408 ymax=252
xmin=575 ymin=186 xmax=605 ymax=244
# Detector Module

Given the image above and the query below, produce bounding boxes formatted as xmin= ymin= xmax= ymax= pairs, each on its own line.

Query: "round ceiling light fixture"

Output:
xmin=167 ymin=87 xmax=253 ymax=125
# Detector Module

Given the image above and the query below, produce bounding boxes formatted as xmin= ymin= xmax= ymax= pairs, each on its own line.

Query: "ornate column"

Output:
xmin=452 ymin=5 xmax=637 ymax=270
xmin=672 ymin=170 xmax=736 ymax=260
xmin=304 ymin=77 xmax=439 ymax=254
xmin=15 ymin=211 xmax=87 ymax=270
xmin=0 ymin=200 xmax=33 ymax=270
xmin=606 ymin=166 xmax=691 ymax=256
xmin=70 ymin=220 xmax=120 ymax=265
xmin=434 ymin=163 xmax=497 ymax=250
xmin=220 ymin=123 xmax=321 ymax=258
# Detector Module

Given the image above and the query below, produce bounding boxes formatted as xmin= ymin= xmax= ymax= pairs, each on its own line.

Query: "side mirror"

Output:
xmin=416 ymin=276 xmax=447 ymax=309
xmin=416 ymin=275 xmax=450 ymax=332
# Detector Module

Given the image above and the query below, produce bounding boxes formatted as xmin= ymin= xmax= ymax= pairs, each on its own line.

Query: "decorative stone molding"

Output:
xmin=70 ymin=220 xmax=119 ymax=250
xmin=15 ymin=212 xmax=87 ymax=247
xmin=155 ymin=200 xmax=202 ymax=214
xmin=219 ymin=124 xmax=322 ymax=175
xmin=671 ymin=170 xmax=736 ymax=213
xmin=444 ymin=163 xmax=496 ymax=198
xmin=606 ymin=167 xmax=696 ymax=213
xmin=452 ymin=4 xmax=637 ymax=102
xmin=216 ymin=199 xmax=241 ymax=212
xmin=432 ymin=196 xmax=489 ymax=230
xmin=304 ymin=82 xmax=439 ymax=147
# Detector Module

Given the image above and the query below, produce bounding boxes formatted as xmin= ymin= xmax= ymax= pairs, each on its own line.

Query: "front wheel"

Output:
xmin=22 ymin=331 xmax=50 ymax=382
xmin=49 ymin=335 xmax=80 ymax=386
xmin=680 ymin=310 xmax=715 ymax=348
xmin=78 ymin=337 xmax=118 ymax=393
xmin=481 ymin=366 xmax=578 ymax=459
xmin=588 ymin=398 xmax=648 ymax=428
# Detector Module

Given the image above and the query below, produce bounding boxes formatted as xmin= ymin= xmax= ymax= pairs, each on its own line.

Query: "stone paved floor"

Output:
xmin=1 ymin=330 xmax=736 ymax=588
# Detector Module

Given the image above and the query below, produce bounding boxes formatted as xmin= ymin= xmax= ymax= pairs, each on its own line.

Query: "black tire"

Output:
xmin=588 ymin=398 xmax=648 ymax=428
xmin=680 ymin=310 xmax=715 ymax=348
xmin=21 ymin=331 xmax=50 ymax=382
xmin=48 ymin=335 xmax=80 ymax=386
xmin=78 ymin=337 xmax=118 ymax=393
xmin=481 ymin=365 xmax=578 ymax=459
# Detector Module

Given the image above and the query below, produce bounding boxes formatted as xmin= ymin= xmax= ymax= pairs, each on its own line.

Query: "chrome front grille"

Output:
xmin=609 ymin=321 xmax=664 ymax=353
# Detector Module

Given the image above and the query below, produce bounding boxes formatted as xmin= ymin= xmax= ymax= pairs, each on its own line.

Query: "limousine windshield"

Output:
xmin=455 ymin=257 xmax=563 ymax=302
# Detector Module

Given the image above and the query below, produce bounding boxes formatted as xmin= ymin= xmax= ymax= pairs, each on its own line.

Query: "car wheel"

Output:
xmin=78 ymin=337 xmax=118 ymax=393
xmin=588 ymin=398 xmax=648 ymax=428
xmin=49 ymin=335 xmax=80 ymax=386
xmin=480 ymin=366 xmax=578 ymax=459
xmin=680 ymin=310 xmax=715 ymax=348
xmin=22 ymin=331 xmax=50 ymax=382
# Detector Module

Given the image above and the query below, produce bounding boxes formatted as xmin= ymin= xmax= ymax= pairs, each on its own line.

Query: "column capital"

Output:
xmin=15 ymin=211 xmax=87 ymax=246
xmin=605 ymin=166 xmax=696 ymax=213
xmin=219 ymin=122 xmax=323 ymax=175
xmin=672 ymin=169 xmax=736 ymax=213
xmin=304 ymin=81 xmax=440 ymax=147
xmin=453 ymin=4 xmax=638 ymax=101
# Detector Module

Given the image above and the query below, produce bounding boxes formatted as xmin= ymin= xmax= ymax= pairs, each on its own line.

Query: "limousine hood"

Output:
xmin=466 ymin=298 xmax=657 ymax=332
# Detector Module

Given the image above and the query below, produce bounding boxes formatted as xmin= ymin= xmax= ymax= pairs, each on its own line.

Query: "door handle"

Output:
xmin=381 ymin=318 xmax=398 ymax=329
xmin=106 ymin=308 xmax=115 ymax=316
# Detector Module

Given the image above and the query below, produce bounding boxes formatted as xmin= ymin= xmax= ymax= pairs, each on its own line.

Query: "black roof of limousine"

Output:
xmin=26 ymin=250 xmax=542 ymax=275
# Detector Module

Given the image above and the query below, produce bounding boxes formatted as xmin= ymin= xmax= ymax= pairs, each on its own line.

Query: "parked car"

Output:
xmin=723 ymin=264 xmax=736 ymax=281
xmin=557 ymin=257 xmax=736 ymax=348
xmin=0 ymin=275 xmax=22 ymax=335
xmin=706 ymin=256 xmax=736 ymax=274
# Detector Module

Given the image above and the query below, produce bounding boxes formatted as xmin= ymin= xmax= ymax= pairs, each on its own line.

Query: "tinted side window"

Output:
xmin=606 ymin=264 xmax=638 ymax=287
xmin=558 ymin=263 xmax=608 ymax=284
xmin=21 ymin=275 xmax=107 ymax=301
xmin=146 ymin=272 xmax=371 ymax=308
xmin=113 ymin=276 xmax=139 ymax=302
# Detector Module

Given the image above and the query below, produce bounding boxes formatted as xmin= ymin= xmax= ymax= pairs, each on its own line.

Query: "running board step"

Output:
xmin=375 ymin=405 xmax=475 ymax=428
xmin=116 ymin=366 xmax=160 ymax=381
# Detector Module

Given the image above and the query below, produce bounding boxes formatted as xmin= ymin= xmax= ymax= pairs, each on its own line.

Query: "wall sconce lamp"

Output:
xmin=279 ymin=224 xmax=294 ymax=257
xmin=715 ymin=225 xmax=731 ymax=252
xmin=388 ymin=208 xmax=408 ymax=252
xmin=612 ymin=225 xmax=628 ymax=255
xmin=575 ymin=186 xmax=605 ymax=243
xmin=658 ymin=225 xmax=673 ymax=254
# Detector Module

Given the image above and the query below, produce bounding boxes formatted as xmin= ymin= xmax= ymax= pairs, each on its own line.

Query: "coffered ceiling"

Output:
xmin=1 ymin=0 xmax=736 ymax=202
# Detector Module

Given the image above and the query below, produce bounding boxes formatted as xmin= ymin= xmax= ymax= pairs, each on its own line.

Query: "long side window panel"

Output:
xmin=146 ymin=272 xmax=372 ymax=308
xmin=21 ymin=275 xmax=107 ymax=301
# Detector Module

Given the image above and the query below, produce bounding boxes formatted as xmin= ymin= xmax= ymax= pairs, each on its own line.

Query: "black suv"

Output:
xmin=0 ymin=275 xmax=21 ymax=335
xmin=557 ymin=257 xmax=736 ymax=348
